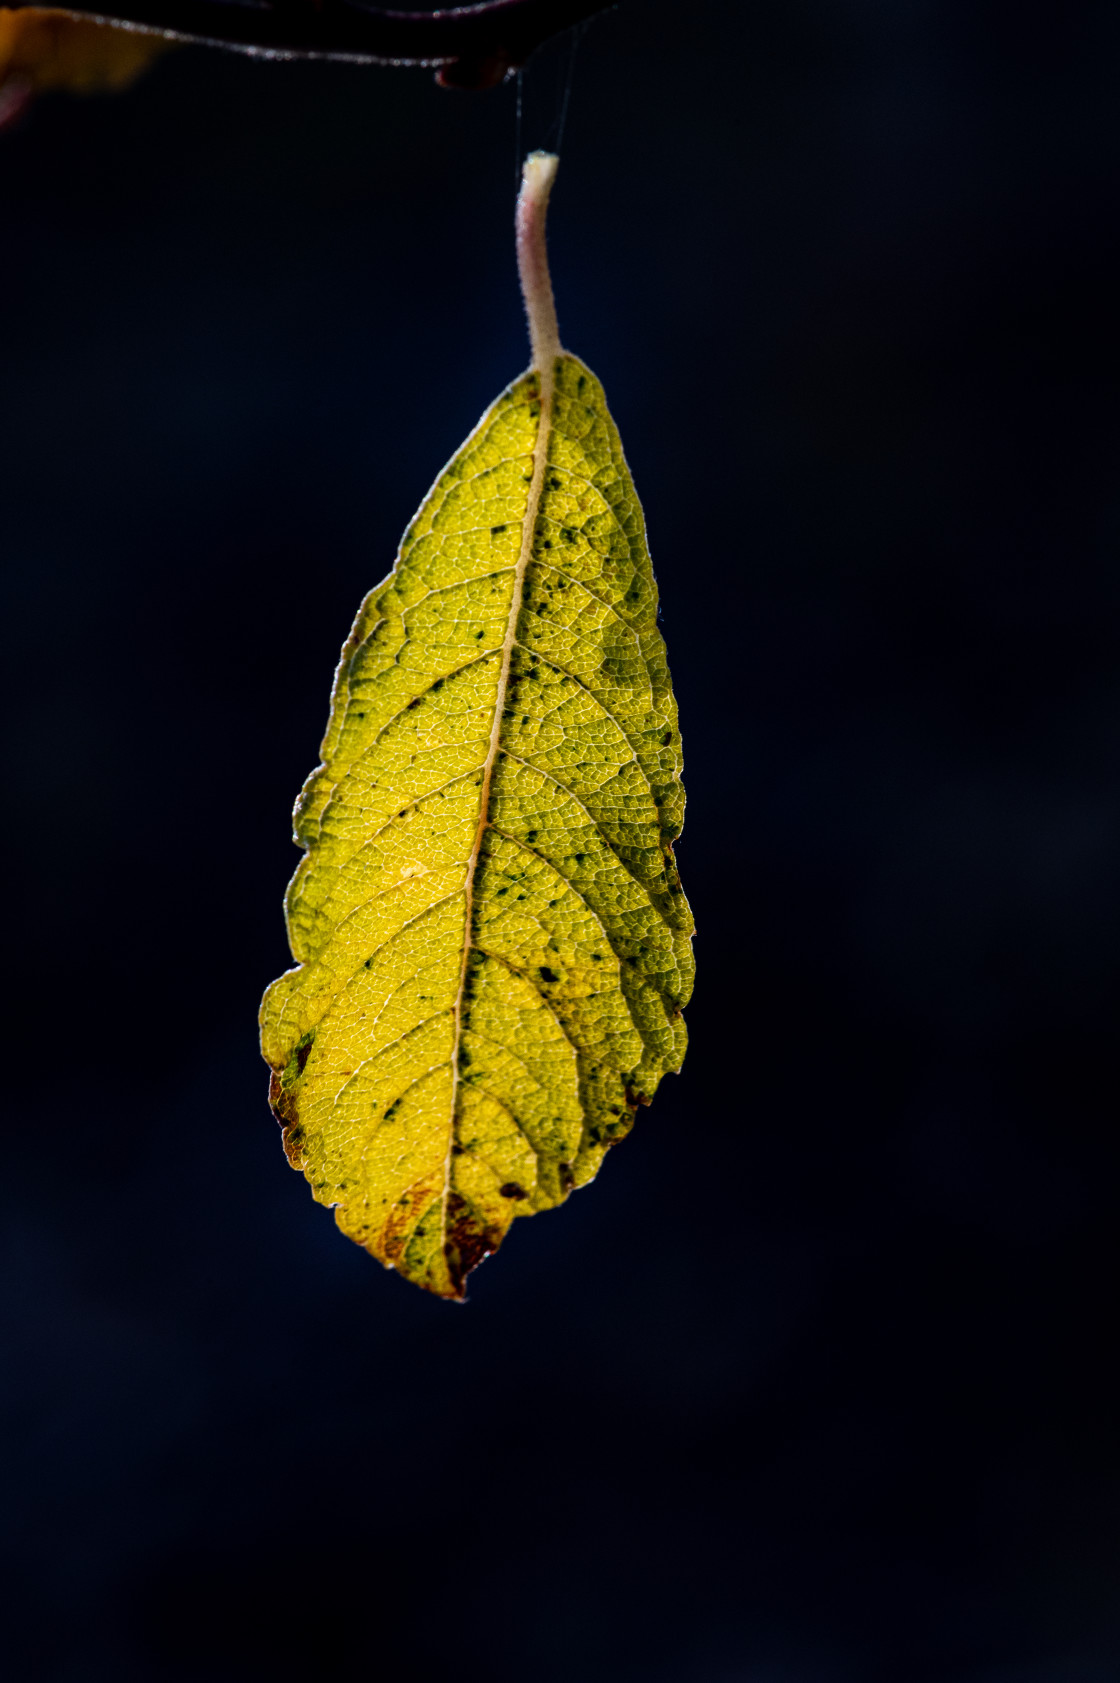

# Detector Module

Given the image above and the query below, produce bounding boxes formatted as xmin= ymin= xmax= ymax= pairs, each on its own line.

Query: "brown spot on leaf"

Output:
xmin=443 ymin=1192 xmax=501 ymax=1298
xmin=268 ymin=1071 xmax=307 ymax=1169
xmin=379 ymin=1173 xmax=442 ymax=1265
xmin=268 ymin=1069 xmax=294 ymax=1125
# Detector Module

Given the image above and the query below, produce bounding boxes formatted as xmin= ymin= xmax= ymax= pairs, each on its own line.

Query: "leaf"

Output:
xmin=0 ymin=8 xmax=169 ymax=125
xmin=260 ymin=154 xmax=694 ymax=1298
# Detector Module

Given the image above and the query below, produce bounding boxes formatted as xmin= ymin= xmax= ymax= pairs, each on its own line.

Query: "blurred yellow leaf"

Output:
xmin=0 ymin=7 xmax=169 ymax=121
xmin=261 ymin=156 xmax=694 ymax=1299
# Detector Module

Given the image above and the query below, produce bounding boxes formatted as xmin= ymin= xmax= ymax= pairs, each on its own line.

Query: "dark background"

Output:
xmin=3 ymin=2 xmax=1120 ymax=1677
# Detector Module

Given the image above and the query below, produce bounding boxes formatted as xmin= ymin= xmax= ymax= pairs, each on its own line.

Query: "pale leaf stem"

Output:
xmin=516 ymin=150 xmax=563 ymax=371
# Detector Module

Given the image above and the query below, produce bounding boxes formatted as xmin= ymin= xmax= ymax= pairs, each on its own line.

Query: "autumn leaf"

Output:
xmin=0 ymin=7 xmax=169 ymax=125
xmin=261 ymin=153 xmax=694 ymax=1299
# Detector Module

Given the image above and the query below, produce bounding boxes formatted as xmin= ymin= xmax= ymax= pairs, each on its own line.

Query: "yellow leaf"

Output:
xmin=261 ymin=153 xmax=694 ymax=1298
xmin=0 ymin=7 xmax=168 ymax=116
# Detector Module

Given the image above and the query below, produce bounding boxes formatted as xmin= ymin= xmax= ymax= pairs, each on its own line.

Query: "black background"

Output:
xmin=3 ymin=3 xmax=1120 ymax=1678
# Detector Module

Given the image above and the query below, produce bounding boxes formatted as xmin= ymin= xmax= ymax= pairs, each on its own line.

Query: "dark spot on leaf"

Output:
xmin=499 ymin=1182 xmax=528 ymax=1200
xmin=443 ymin=1192 xmax=501 ymax=1298
xmin=538 ymin=966 xmax=558 ymax=983
xmin=491 ymin=523 xmax=506 ymax=534
xmin=268 ymin=1070 xmax=295 ymax=1129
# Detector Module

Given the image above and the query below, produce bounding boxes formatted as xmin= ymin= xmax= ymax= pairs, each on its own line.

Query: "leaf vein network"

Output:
xmin=497 ymin=749 xmax=662 ymax=901
xmin=532 ymin=558 xmax=646 ymax=630
xmin=462 ymin=971 xmax=580 ymax=1067
xmin=459 ymin=1085 xmax=542 ymax=1161
xmin=329 ymin=1010 xmax=451 ymax=1105
xmin=474 ymin=835 xmax=647 ymax=1042
xmin=510 ymin=642 xmax=658 ymax=798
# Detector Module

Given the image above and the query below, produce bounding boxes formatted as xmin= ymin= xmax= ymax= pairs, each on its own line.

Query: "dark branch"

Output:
xmin=4 ymin=0 xmax=614 ymax=88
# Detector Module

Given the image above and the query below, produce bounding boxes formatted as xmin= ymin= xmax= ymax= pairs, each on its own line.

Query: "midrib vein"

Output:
xmin=433 ymin=149 xmax=563 ymax=1287
xmin=441 ymin=364 xmax=556 ymax=1246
